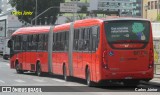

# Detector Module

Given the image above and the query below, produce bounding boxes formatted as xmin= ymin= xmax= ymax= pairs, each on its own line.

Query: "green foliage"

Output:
xmin=80 ymin=6 xmax=88 ymax=12
xmin=157 ymin=14 xmax=160 ymax=21
xmin=9 ymin=0 xmax=64 ymax=25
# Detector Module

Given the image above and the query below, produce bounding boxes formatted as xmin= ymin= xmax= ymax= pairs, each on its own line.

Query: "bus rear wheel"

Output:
xmin=36 ymin=63 xmax=42 ymax=76
xmin=63 ymin=65 xmax=68 ymax=81
xmin=86 ymin=68 xmax=94 ymax=87
xmin=15 ymin=62 xmax=23 ymax=74
xmin=3 ymin=55 xmax=9 ymax=60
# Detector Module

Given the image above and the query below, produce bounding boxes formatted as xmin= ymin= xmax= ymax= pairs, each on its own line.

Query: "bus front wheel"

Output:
xmin=63 ymin=65 xmax=68 ymax=81
xmin=15 ymin=62 xmax=23 ymax=74
xmin=86 ymin=68 xmax=94 ymax=87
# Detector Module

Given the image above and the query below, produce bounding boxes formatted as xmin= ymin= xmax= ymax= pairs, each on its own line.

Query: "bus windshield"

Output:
xmin=104 ymin=20 xmax=150 ymax=43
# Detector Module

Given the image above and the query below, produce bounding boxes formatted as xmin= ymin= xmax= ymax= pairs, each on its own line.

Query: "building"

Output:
xmin=89 ymin=0 xmax=143 ymax=17
xmin=65 ymin=0 xmax=89 ymax=3
xmin=65 ymin=0 xmax=89 ymax=10
xmin=143 ymin=0 xmax=160 ymax=21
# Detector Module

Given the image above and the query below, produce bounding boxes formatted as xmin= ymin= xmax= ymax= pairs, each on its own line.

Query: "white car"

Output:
xmin=3 ymin=38 xmax=10 ymax=60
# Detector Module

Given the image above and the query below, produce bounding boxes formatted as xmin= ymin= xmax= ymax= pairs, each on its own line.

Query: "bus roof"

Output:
xmin=12 ymin=18 xmax=149 ymax=36
xmin=103 ymin=17 xmax=150 ymax=22
xmin=12 ymin=26 xmax=51 ymax=36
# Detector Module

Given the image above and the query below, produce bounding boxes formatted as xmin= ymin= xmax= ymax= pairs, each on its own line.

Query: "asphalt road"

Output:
xmin=0 ymin=57 xmax=159 ymax=95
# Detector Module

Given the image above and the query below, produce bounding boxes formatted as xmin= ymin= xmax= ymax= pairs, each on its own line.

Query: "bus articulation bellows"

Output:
xmin=8 ymin=18 xmax=154 ymax=86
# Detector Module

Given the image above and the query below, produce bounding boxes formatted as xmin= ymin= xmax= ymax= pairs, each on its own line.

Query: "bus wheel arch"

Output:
xmin=36 ymin=61 xmax=42 ymax=76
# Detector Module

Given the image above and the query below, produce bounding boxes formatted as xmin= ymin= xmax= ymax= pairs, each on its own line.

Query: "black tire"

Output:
xmin=3 ymin=55 xmax=8 ymax=60
xmin=123 ymin=80 xmax=140 ymax=87
xmin=63 ymin=65 xmax=68 ymax=81
xmin=15 ymin=62 xmax=23 ymax=74
xmin=86 ymin=68 xmax=94 ymax=87
xmin=36 ymin=63 xmax=42 ymax=76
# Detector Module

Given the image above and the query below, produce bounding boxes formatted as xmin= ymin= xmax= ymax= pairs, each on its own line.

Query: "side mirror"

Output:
xmin=8 ymin=40 xmax=13 ymax=48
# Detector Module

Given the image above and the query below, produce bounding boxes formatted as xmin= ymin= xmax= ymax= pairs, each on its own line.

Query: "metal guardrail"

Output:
xmin=154 ymin=64 xmax=160 ymax=75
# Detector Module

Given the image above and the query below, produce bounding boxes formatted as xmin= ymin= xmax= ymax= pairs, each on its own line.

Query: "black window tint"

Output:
xmin=92 ymin=26 xmax=99 ymax=51
xmin=65 ymin=31 xmax=69 ymax=51
xmin=61 ymin=32 xmax=65 ymax=51
xmin=83 ymin=28 xmax=90 ymax=51
xmin=55 ymin=33 xmax=58 ymax=51
xmin=22 ymin=35 xmax=27 ymax=50
xmin=44 ymin=34 xmax=48 ymax=51
xmin=53 ymin=33 xmax=56 ymax=51
xmin=78 ymin=28 xmax=84 ymax=51
xmin=15 ymin=36 xmax=21 ymax=50
xmin=32 ymin=35 xmax=38 ymax=50
xmin=73 ymin=29 xmax=79 ymax=50
xmin=57 ymin=33 xmax=61 ymax=51
xmin=27 ymin=35 xmax=32 ymax=50
xmin=38 ymin=34 xmax=44 ymax=50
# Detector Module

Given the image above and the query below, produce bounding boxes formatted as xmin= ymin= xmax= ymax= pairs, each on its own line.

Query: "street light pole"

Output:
xmin=73 ymin=0 xmax=78 ymax=21
xmin=35 ymin=0 xmax=38 ymax=25
xmin=31 ymin=6 xmax=59 ymax=25
xmin=144 ymin=4 xmax=148 ymax=19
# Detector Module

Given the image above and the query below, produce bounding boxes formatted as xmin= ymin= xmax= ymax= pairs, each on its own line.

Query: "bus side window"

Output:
xmin=65 ymin=31 xmax=69 ymax=51
xmin=53 ymin=33 xmax=56 ymax=51
xmin=55 ymin=33 xmax=58 ymax=51
xmin=73 ymin=29 xmax=79 ymax=51
xmin=11 ymin=36 xmax=15 ymax=50
xmin=88 ymin=27 xmax=92 ymax=51
xmin=13 ymin=36 xmax=16 ymax=50
xmin=44 ymin=34 xmax=48 ymax=51
xmin=60 ymin=32 xmax=64 ymax=51
xmin=84 ymin=28 xmax=90 ymax=51
xmin=28 ymin=35 xmax=33 ymax=50
xmin=78 ymin=28 xmax=84 ymax=51
xmin=32 ymin=35 xmax=38 ymax=50
xmin=57 ymin=33 xmax=61 ymax=51
xmin=22 ymin=35 xmax=27 ymax=50
xmin=15 ymin=36 xmax=21 ymax=50
xmin=62 ymin=32 xmax=65 ymax=51
xmin=52 ymin=33 xmax=55 ymax=51
xmin=38 ymin=34 xmax=44 ymax=50
xmin=92 ymin=26 xmax=99 ymax=51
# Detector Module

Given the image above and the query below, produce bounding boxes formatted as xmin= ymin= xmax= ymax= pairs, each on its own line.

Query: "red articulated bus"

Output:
xmin=8 ymin=18 xmax=154 ymax=86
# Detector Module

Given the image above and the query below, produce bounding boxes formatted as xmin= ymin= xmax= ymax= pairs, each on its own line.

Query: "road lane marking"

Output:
xmin=0 ymin=80 xmax=5 ymax=83
xmin=33 ymin=79 xmax=45 ymax=82
xmin=52 ymin=79 xmax=65 ymax=82
xmin=15 ymin=79 xmax=25 ymax=83
xmin=5 ymin=64 xmax=9 ymax=66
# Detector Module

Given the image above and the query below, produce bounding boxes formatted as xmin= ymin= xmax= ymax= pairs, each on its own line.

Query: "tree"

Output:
xmin=9 ymin=0 xmax=64 ymax=25
xmin=80 ymin=6 xmax=88 ymax=12
xmin=157 ymin=14 xmax=160 ymax=21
